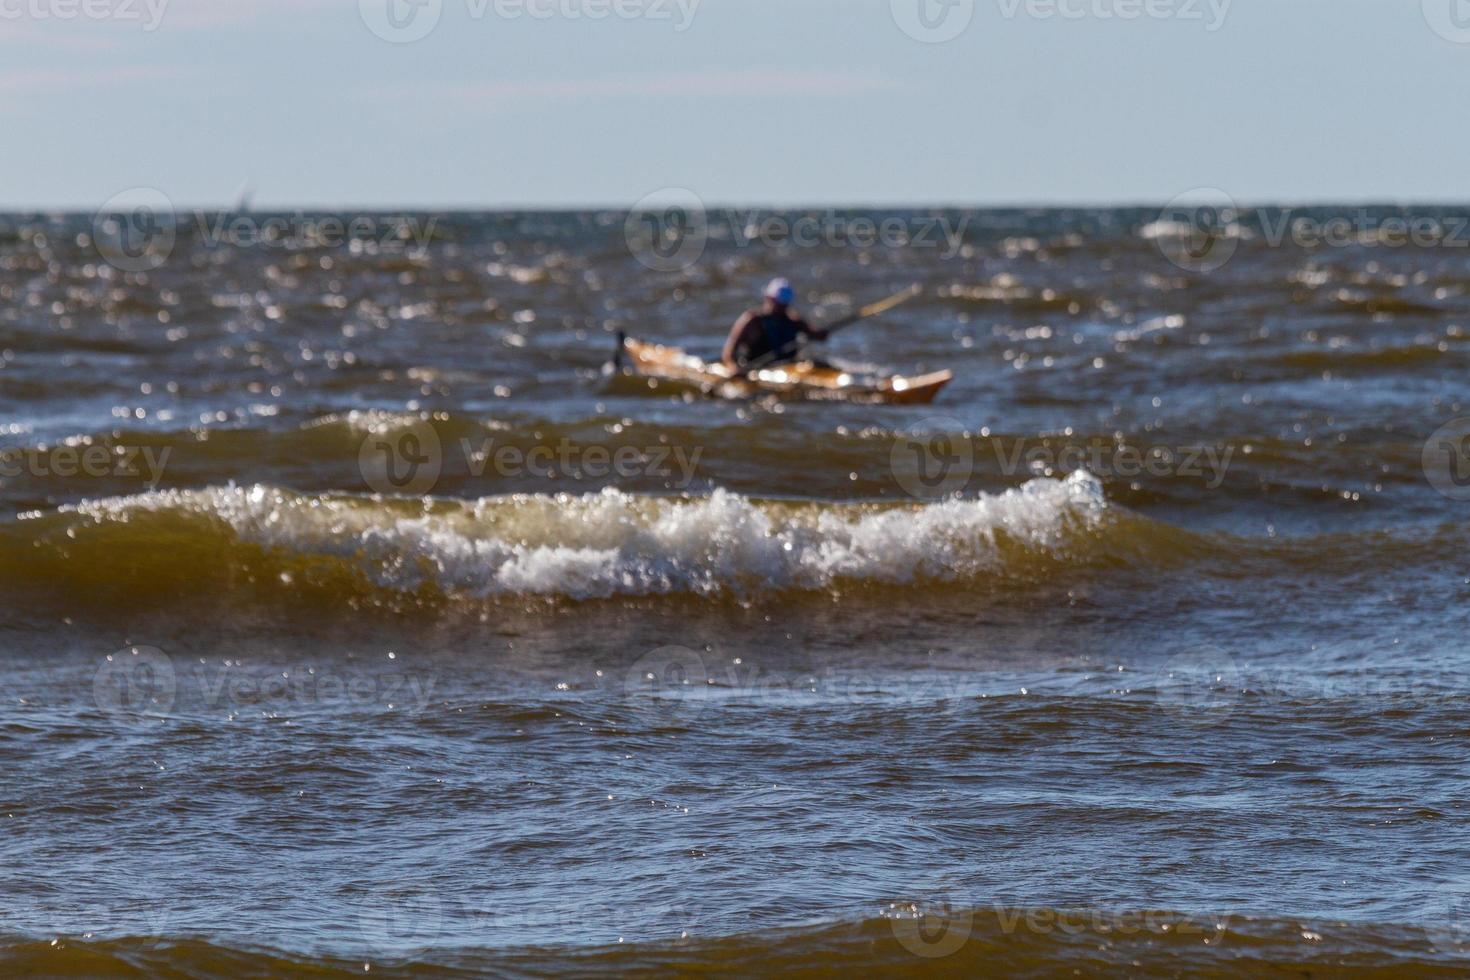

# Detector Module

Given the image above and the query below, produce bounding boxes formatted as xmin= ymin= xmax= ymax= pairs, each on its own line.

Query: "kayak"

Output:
xmin=615 ymin=334 xmax=953 ymax=405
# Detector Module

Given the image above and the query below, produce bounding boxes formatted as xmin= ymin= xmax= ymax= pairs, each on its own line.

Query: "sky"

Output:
xmin=2 ymin=0 xmax=1469 ymax=209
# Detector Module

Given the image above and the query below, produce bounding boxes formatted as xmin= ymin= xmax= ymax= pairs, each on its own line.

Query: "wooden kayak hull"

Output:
xmin=616 ymin=336 xmax=952 ymax=405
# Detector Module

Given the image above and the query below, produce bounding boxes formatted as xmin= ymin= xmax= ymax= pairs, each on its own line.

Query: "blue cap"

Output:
xmin=764 ymin=278 xmax=795 ymax=305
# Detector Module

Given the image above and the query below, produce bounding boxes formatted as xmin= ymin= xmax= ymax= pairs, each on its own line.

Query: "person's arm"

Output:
xmin=793 ymin=312 xmax=828 ymax=342
xmin=721 ymin=311 xmax=758 ymax=371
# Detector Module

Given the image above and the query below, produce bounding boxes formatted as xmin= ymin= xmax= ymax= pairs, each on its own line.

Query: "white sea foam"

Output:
xmin=67 ymin=473 xmax=1107 ymax=599
xmin=1138 ymin=219 xmax=1253 ymax=242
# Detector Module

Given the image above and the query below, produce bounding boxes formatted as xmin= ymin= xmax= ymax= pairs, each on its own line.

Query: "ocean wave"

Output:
xmin=1321 ymin=290 xmax=1446 ymax=317
xmin=84 ymin=472 xmax=1100 ymax=596
xmin=1271 ymin=344 xmax=1453 ymax=372
xmin=5 ymin=464 xmax=1457 ymax=621
xmin=2 ymin=908 xmax=1459 ymax=978
xmin=0 ymin=475 xmax=1127 ymax=611
xmin=1138 ymin=218 xmax=1253 ymax=242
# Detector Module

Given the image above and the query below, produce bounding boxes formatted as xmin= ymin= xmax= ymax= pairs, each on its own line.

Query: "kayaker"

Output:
xmin=721 ymin=278 xmax=829 ymax=372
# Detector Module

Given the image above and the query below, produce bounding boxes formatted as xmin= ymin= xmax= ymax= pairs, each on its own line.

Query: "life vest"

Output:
xmin=747 ymin=313 xmax=802 ymax=363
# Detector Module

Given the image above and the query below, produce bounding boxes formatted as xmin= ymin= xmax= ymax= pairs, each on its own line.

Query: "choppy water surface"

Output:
xmin=1 ymin=208 xmax=1468 ymax=975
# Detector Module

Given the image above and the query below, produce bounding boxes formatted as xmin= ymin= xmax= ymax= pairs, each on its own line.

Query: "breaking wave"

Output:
xmin=1 ymin=473 xmax=1135 ymax=611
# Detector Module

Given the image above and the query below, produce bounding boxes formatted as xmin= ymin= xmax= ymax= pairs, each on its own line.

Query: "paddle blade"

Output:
xmin=858 ymin=283 xmax=922 ymax=319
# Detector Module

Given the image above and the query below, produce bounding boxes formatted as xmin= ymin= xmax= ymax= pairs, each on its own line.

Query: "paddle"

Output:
xmin=742 ymin=283 xmax=922 ymax=372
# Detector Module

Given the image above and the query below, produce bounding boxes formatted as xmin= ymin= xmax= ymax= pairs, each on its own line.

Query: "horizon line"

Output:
xmin=10 ymin=197 xmax=1470 ymax=214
